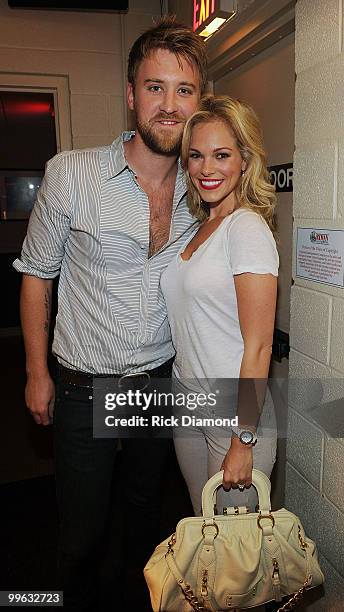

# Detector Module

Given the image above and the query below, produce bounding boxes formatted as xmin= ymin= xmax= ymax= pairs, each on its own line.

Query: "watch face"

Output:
xmin=240 ymin=430 xmax=254 ymax=444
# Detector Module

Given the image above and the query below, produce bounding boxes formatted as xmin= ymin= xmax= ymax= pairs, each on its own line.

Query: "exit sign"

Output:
xmin=193 ymin=0 xmax=237 ymax=38
xmin=193 ymin=0 xmax=216 ymax=31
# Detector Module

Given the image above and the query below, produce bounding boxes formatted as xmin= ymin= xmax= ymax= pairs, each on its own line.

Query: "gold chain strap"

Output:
xmin=178 ymin=581 xmax=211 ymax=612
xmin=178 ymin=580 xmax=308 ymax=612
xmin=273 ymin=526 xmax=310 ymax=611
xmin=167 ymin=535 xmax=211 ymax=612
xmin=276 ymin=578 xmax=309 ymax=612
xmin=167 ymin=533 xmax=310 ymax=612
xmin=167 ymin=533 xmax=176 ymax=553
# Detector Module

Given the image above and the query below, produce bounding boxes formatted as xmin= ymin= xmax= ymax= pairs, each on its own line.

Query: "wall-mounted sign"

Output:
xmin=193 ymin=0 xmax=237 ymax=38
xmin=268 ymin=163 xmax=293 ymax=192
xmin=194 ymin=0 xmax=216 ymax=31
xmin=296 ymin=227 xmax=344 ymax=287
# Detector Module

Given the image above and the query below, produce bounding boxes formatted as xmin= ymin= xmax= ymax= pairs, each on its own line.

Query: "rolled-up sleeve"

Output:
xmin=13 ymin=152 xmax=71 ymax=279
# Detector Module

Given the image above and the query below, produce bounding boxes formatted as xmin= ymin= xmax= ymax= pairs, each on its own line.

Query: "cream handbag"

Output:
xmin=144 ymin=469 xmax=324 ymax=611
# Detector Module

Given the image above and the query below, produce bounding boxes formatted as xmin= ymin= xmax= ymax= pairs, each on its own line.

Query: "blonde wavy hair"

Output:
xmin=181 ymin=95 xmax=276 ymax=232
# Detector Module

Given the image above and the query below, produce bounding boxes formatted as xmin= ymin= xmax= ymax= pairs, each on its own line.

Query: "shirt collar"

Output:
xmin=106 ymin=131 xmax=187 ymax=198
xmin=175 ymin=157 xmax=187 ymax=204
xmin=106 ymin=131 xmax=135 ymax=179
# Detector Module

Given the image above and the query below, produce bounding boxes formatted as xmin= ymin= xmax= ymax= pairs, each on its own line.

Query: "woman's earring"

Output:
xmin=241 ymin=169 xmax=245 ymax=176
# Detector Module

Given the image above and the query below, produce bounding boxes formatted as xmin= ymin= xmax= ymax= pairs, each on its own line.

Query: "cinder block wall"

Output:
xmin=287 ymin=0 xmax=344 ymax=608
xmin=0 ymin=0 xmax=162 ymax=148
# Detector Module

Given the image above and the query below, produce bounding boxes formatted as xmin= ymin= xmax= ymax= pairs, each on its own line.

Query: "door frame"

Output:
xmin=0 ymin=72 xmax=72 ymax=152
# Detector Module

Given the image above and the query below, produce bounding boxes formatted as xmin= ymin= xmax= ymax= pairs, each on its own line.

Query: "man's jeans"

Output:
xmin=53 ymin=367 xmax=173 ymax=611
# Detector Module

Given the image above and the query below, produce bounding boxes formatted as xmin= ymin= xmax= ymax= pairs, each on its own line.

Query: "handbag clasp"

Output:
xmin=257 ymin=513 xmax=275 ymax=530
xmin=201 ymin=520 xmax=219 ymax=538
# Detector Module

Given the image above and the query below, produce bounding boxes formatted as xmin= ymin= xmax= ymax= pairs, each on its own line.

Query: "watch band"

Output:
xmin=232 ymin=426 xmax=257 ymax=445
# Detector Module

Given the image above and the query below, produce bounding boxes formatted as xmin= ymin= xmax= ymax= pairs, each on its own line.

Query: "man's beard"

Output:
xmin=135 ymin=112 xmax=184 ymax=156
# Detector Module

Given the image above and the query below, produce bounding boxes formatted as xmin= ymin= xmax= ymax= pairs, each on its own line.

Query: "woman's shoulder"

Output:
xmin=225 ymin=208 xmax=274 ymax=240
xmin=229 ymin=208 xmax=268 ymax=227
xmin=224 ymin=208 xmax=278 ymax=272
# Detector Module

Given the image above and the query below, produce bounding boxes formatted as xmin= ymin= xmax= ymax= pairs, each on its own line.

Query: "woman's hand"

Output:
xmin=221 ymin=436 xmax=253 ymax=490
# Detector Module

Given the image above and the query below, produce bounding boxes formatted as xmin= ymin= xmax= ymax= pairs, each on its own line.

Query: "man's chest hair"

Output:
xmin=147 ymin=187 xmax=174 ymax=256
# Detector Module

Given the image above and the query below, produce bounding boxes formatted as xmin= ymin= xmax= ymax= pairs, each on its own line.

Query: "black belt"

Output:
xmin=58 ymin=358 xmax=173 ymax=390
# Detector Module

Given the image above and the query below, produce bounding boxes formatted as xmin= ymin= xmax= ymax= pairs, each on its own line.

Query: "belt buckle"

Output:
xmin=118 ymin=371 xmax=150 ymax=392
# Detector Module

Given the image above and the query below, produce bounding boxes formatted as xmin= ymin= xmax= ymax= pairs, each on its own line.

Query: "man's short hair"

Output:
xmin=128 ymin=16 xmax=208 ymax=94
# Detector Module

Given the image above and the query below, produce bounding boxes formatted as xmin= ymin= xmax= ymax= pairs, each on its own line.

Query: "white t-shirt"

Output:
xmin=160 ymin=209 xmax=279 ymax=382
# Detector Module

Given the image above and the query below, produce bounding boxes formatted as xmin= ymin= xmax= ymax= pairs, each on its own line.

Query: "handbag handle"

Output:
xmin=202 ymin=468 xmax=272 ymax=517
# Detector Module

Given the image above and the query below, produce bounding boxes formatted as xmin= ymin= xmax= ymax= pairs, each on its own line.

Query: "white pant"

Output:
xmin=173 ymin=386 xmax=277 ymax=516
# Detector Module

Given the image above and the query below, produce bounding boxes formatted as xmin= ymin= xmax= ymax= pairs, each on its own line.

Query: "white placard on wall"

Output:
xmin=296 ymin=228 xmax=344 ymax=287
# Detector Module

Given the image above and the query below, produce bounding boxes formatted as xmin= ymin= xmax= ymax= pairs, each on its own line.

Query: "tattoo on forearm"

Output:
xmin=44 ymin=289 xmax=51 ymax=335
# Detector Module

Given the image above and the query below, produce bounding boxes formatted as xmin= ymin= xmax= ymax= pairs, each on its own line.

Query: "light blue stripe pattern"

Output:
xmin=13 ymin=132 xmax=198 ymax=374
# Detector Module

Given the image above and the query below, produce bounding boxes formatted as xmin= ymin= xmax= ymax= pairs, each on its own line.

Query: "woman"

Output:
xmin=161 ymin=95 xmax=279 ymax=515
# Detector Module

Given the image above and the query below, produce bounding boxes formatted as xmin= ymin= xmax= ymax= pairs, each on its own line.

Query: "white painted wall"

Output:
xmin=287 ymin=0 xmax=344 ymax=607
xmin=168 ymin=0 xmax=192 ymax=25
xmin=0 ymin=0 xmax=162 ymax=149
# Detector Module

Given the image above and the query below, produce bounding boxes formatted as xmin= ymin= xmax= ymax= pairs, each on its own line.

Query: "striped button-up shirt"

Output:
xmin=14 ymin=132 xmax=198 ymax=374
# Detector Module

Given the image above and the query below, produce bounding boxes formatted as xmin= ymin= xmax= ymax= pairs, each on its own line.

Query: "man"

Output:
xmin=14 ymin=16 xmax=207 ymax=612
